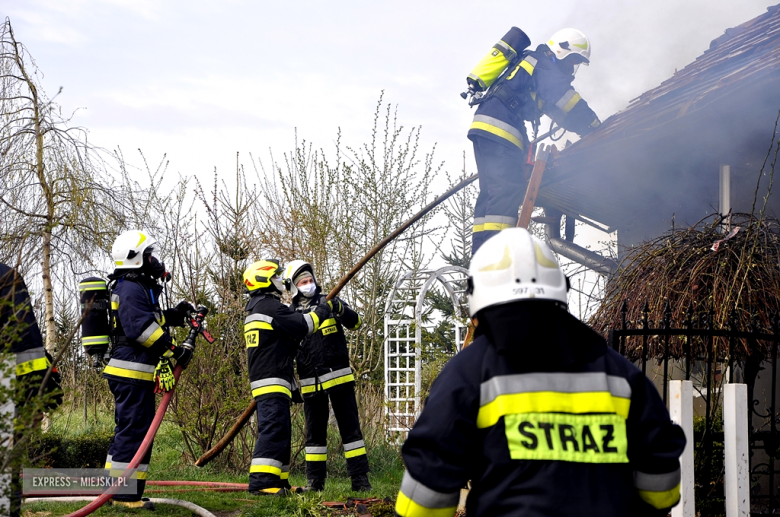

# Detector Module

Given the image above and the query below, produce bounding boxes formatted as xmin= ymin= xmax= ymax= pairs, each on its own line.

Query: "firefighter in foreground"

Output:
xmin=284 ymin=260 xmax=371 ymax=492
xmin=466 ymin=27 xmax=601 ymax=255
xmin=242 ymin=259 xmax=331 ymax=495
xmin=395 ymin=228 xmax=685 ymax=516
xmin=1 ymin=262 xmax=62 ymax=411
xmin=1 ymin=262 xmax=62 ymax=517
xmin=104 ymin=230 xmax=194 ymax=510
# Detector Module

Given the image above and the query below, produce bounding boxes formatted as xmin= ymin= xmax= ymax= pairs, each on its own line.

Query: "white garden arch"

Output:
xmin=383 ymin=266 xmax=469 ymax=438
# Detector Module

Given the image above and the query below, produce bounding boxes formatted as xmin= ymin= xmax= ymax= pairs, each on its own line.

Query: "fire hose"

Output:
xmin=194 ymin=131 xmax=556 ymax=467
xmin=27 ymin=497 xmax=217 ymax=517
xmin=64 ymin=307 xmax=212 ymax=517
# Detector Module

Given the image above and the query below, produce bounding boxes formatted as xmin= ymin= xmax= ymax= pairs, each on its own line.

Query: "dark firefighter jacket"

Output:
xmin=244 ymin=293 xmax=329 ymax=401
xmin=1 ymin=263 xmax=50 ymax=379
xmin=467 ymin=28 xmax=601 ymax=152
xmin=396 ymin=302 xmax=685 ymax=517
xmin=291 ymin=292 xmax=362 ymax=397
xmin=103 ymin=273 xmax=182 ymax=386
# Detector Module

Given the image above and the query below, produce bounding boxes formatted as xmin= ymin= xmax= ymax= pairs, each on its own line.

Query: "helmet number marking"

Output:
xmin=512 ymin=287 xmax=545 ymax=295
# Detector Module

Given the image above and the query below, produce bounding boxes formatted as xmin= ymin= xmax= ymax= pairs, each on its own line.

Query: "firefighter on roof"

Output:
xmin=242 ymin=259 xmax=331 ymax=496
xmin=283 ymin=260 xmax=371 ymax=492
xmin=104 ymin=230 xmax=194 ymax=510
xmin=395 ymin=228 xmax=685 ymax=517
xmin=466 ymin=27 xmax=601 ymax=254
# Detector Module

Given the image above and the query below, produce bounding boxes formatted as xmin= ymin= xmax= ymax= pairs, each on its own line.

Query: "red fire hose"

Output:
xmin=64 ymin=364 xmax=184 ymax=517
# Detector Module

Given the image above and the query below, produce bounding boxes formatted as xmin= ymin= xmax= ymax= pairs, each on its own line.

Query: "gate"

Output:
xmin=609 ymin=302 xmax=780 ymax=515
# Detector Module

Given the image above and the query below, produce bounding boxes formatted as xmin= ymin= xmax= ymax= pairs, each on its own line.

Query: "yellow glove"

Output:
xmin=154 ymin=358 xmax=175 ymax=393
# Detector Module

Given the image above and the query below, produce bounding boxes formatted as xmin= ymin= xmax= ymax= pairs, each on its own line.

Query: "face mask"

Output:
xmin=299 ymin=283 xmax=317 ymax=298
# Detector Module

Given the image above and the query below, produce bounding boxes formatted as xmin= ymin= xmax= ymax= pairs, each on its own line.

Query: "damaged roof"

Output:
xmin=538 ymin=3 xmax=780 ymax=246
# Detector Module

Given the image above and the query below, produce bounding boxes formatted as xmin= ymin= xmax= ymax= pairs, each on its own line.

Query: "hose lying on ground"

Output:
xmin=24 ymin=496 xmax=216 ymax=517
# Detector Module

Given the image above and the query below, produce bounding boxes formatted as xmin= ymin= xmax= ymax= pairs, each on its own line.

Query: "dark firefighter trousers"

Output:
xmin=106 ymin=380 xmax=155 ymax=502
xmin=472 ymin=136 xmax=532 ymax=255
xmin=304 ymin=383 xmax=369 ymax=481
xmin=250 ymin=396 xmax=292 ymax=491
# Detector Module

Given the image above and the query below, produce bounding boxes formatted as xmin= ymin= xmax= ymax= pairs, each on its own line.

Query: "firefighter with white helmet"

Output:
xmin=242 ymin=259 xmax=331 ymax=496
xmin=465 ymin=27 xmax=601 ymax=255
xmin=396 ymin=228 xmax=685 ymax=516
xmin=103 ymin=230 xmax=194 ymax=510
xmin=283 ymin=260 xmax=371 ymax=492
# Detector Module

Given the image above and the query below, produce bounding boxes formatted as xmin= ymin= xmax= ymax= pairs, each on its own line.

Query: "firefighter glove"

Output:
xmin=172 ymin=345 xmax=193 ymax=368
xmin=154 ymin=358 xmax=176 ymax=393
xmin=164 ymin=300 xmax=195 ymax=327
xmin=327 ymin=297 xmax=344 ymax=316
xmin=313 ymin=301 xmax=331 ymax=326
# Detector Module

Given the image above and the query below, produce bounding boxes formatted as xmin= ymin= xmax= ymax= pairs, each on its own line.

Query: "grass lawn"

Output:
xmin=22 ymin=406 xmax=405 ymax=516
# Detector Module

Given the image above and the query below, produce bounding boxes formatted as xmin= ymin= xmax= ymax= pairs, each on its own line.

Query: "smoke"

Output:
xmin=560 ymin=0 xmax=773 ymax=118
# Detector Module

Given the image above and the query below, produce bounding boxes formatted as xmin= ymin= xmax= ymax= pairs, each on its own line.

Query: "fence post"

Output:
xmin=669 ymin=380 xmax=695 ymax=517
xmin=724 ymin=383 xmax=750 ymax=517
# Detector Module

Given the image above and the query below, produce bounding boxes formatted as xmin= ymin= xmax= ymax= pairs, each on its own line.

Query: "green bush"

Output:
xmin=29 ymin=431 xmax=113 ymax=469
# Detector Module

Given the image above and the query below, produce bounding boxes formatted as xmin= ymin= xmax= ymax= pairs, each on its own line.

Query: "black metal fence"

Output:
xmin=608 ymin=301 xmax=779 ymax=515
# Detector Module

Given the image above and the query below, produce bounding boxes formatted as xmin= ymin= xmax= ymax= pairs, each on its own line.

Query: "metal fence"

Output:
xmin=608 ymin=301 xmax=779 ymax=515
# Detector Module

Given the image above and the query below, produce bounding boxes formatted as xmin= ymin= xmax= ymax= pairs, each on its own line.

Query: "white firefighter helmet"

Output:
xmin=282 ymin=260 xmax=318 ymax=297
xmin=547 ymin=28 xmax=591 ymax=68
xmin=467 ymin=228 xmax=568 ymax=317
xmin=111 ymin=230 xmax=159 ymax=270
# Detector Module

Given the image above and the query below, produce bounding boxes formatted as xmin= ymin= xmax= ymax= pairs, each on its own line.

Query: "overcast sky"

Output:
xmin=3 ymin=0 xmax=774 ymax=187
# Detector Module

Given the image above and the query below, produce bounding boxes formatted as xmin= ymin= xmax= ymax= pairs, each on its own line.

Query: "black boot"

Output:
xmin=351 ymin=473 xmax=372 ymax=491
xmin=304 ymin=478 xmax=325 ymax=492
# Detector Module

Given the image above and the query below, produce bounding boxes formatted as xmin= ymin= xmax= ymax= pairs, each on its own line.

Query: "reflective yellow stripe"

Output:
xmin=469 ymin=121 xmax=524 ymax=150
xmin=16 ymin=357 xmax=49 ymax=376
xmin=140 ymin=326 xmax=164 ymax=348
xmin=561 ymin=92 xmax=582 ymax=113
xmin=249 ymin=464 xmax=282 ymax=476
xmin=82 ymin=336 xmax=110 ymax=346
xmin=245 ymin=321 xmax=273 ymax=331
xmin=344 ymin=447 xmax=366 ymax=459
xmin=395 ymin=491 xmax=456 ymax=517
xmin=306 ymin=454 xmax=327 ymax=461
xmin=590 ymin=118 xmax=601 ymax=128
xmin=78 ymin=282 xmax=106 ymax=291
xmin=519 ymin=60 xmax=535 ymax=76
xmin=108 ymin=469 xmax=146 ymax=480
xmin=320 ymin=318 xmax=336 ymax=328
xmin=103 ymin=365 xmax=155 ymax=382
xmin=280 ymin=471 xmax=289 ymax=480
xmin=639 ymin=484 xmax=681 ymax=509
xmin=310 ymin=311 xmax=321 ymax=330
xmin=252 ymin=385 xmax=292 ymax=398
xmin=473 ymin=222 xmax=511 ymax=233
xmin=301 ymin=373 xmax=355 ymax=394
xmin=477 ymin=391 xmax=631 ymax=429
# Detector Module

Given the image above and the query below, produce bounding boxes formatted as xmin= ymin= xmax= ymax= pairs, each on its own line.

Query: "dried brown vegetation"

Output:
xmin=590 ymin=213 xmax=780 ymax=360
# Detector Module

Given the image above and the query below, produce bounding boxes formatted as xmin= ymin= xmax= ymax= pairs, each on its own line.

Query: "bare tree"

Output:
xmin=0 ymin=19 xmax=124 ymax=351
xmin=252 ymin=94 xmax=442 ymax=378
